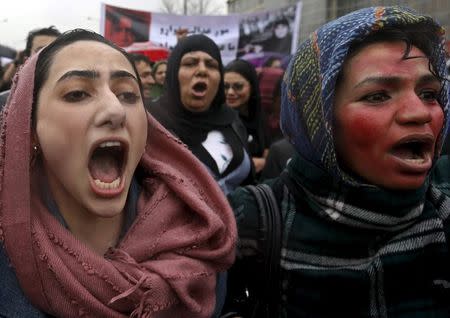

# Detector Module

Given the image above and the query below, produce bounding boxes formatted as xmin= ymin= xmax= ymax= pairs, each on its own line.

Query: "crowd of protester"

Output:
xmin=0 ymin=5 xmax=449 ymax=317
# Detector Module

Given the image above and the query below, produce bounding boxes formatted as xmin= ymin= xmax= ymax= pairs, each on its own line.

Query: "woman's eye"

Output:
xmin=118 ymin=92 xmax=140 ymax=104
xmin=206 ymin=61 xmax=219 ymax=69
xmin=361 ymin=92 xmax=390 ymax=104
xmin=181 ymin=61 xmax=195 ymax=67
xmin=63 ymin=90 xmax=89 ymax=102
xmin=419 ymin=90 xmax=438 ymax=103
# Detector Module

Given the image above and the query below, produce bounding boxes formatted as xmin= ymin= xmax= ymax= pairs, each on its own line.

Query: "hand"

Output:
xmin=252 ymin=157 xmax=266 ymax=173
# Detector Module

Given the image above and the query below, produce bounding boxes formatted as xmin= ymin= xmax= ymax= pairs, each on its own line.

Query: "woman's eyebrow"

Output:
xmin=57 ymin=70 xmax=99 ymax=83
xmin=110 ymin=70 xmax=138 ymax=82
xmin=353 ymin=76 xmax=401 ymax=89
xmin=416 ymin=74 xmax=441 ymax=87
xmin=353 ymin=74 xmax=441 ymax=89
xmin=56 ymin=70 xmax=138 ymax=83
xmin=181 ymin=57 xmax=198 ymax=62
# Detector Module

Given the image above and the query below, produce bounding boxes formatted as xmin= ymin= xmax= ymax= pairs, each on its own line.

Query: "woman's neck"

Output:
xmin=39 ymin=167 xmax=127 ymax=255
xmin=63 ymin=212 xmax=124 ymax=255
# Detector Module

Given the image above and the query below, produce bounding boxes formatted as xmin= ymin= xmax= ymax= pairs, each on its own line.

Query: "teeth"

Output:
xmin=99 ymin=141 xmax=121 ymax=148
xmin=404 ymin=158 xmax=426 ymax=164
xmin=94 ymin=177 xmax=121 ymax=189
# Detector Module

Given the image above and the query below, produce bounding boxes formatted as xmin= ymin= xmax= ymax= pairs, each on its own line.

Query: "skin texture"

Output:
xmin=135 ymin=60 xmax=155 ymax=98
xmin=154 ymin=63 xmax=167 ymax=85
xmin=35 ymin=40 xmax=148 ymax=254
xmin=30 ymin=35 xmax=58 ymax=56
xmin=224 ymin=71 xmax=251 ymax=111
xmin=334 ymin=41 xmax=444 ymax=190
xmin=178 ymin=51 xmax=221 ymax=112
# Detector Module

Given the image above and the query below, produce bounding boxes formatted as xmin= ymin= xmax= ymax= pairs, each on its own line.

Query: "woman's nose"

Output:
xmin=196 ymin=61 xmax=207 ymax=75
xmin=95 ymin=90 xmax=126 ymax=129
xmin=395 ymin=93 xmax=432 ymax=126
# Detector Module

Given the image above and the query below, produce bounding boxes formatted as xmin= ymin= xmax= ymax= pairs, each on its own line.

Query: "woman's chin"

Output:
xmin=86 ymin=198 xmax=127 ymax=219
xmin=85 ymin=181 xmax=130 ymax=219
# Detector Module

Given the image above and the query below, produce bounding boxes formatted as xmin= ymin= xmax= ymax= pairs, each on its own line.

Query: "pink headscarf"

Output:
xmin=0 ymin=50 xmax=236 ymax=317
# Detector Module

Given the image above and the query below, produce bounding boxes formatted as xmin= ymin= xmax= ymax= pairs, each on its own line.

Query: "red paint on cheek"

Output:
xmin=340 ymin=109 xmax=386 ymax=148
xmin=431 ymin=107 xmax=445 ymax=137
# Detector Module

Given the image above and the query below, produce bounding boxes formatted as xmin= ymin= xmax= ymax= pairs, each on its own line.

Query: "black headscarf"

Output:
xmin=225 ymin=59 xmax=266 ymax=156
xmin=149 ymin=34 xmax=236 ymax=146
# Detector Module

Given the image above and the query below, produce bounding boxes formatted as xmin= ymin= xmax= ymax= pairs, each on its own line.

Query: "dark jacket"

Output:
xmin=260 ymin=138 xmax=296 ymax=180
xmin=148 ymin=100 xmax=255 ymax=192
xmin=227 ymin=155 xmax=450 ymax=317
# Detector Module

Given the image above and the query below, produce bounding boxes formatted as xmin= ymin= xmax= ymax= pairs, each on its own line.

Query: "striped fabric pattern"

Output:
xmin=229 ymin=155 xmax=450 ymax=317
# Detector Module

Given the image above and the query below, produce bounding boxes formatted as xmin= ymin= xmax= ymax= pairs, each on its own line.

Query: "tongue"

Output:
xmin=89 ymin=152 xmax=121 ymax=183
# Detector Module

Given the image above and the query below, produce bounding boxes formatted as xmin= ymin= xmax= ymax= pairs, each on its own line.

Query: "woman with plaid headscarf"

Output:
xmin=226 ymin=6 xmax=450 ymax=317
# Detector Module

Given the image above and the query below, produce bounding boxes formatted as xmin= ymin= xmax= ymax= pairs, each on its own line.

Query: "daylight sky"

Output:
xmin=0 ymin=0 xmax=227 ymax=50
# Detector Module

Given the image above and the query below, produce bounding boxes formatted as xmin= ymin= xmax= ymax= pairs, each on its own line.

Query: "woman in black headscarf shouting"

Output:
xmin=148 ymin=34 xmax=254 ymax=195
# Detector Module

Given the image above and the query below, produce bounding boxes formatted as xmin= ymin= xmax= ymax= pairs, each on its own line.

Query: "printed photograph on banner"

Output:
xmin=104 ymin=4 xmax=151 ymax=48
xmin=236 ymin=4 xmax=299 ymax=67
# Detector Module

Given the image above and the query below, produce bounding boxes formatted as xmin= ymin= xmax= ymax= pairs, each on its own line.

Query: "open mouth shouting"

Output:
xmin=389 ymin=134 xmax=435 ymax=172
xmin=192 ymin=81 xmax=208 ymax=98
xmin=88 ymin=140 xmax=128 ymax=197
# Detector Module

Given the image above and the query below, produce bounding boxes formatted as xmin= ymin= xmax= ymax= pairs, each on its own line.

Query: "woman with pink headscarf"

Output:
xmin=0 ymin=29 xmax=236 ymax=318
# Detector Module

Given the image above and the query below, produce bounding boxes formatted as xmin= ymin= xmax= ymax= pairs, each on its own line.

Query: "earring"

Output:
xmin=31 ymin=144 xmax=40 ymax=167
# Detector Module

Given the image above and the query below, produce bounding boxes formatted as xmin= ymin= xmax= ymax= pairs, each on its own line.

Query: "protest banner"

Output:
xmin=100 ymin=2 xmax=302 ymax=66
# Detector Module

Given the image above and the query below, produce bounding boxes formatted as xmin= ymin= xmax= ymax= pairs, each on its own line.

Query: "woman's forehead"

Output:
xmin=156 ymin=63 xmax=167 ymax=71
xmin=181 ymin=51 xmax=216 ymax=61
xmin=225 ymin=71 xmax=247 ymax=82
xmin=48 ymin=41 xmax=135 ymax=78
